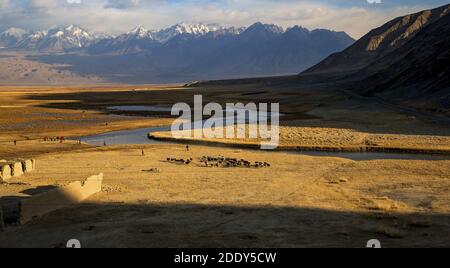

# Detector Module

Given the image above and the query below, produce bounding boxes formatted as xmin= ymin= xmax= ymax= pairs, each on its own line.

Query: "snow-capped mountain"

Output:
xmin=240 ymin=23 xmax=284 ymax=40
xmin=113 ymin=23 xmax=240 ymax=43
xmin=87 ymin=23 xmax=245 ymax=54
xmin=9 ymin=25 xmax=111 ymax=51
xmin=39 ymin=25 xmax=95 ymax=51
xmin=1 ymin=27 xmax=28 ymax=39
xmin=0 ymin=27 xmax=28 ymax=47
xmin=126 ymin=25 xmax=156 ymax=39
xmin=2 ymin=23 xmax=247 ymax=51
xmin=13 ymin=25 xmax=93 ymax=51
xmin=0 ymin=22 xmax=355 ymax=83
xmin=15 ymin=30 xmax=48 ymax=50
xmin=154 ymin=23 xmax=225 ymax=42
xmin=88 ymin=25 xmax=158 ymax=54
xmin=92 ymin=32 xmax=116 ymax=40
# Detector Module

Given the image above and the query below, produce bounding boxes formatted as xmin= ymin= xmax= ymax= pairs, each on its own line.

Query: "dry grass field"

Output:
xmin=1 ymin=84 xmax=449 ymax=248
xmin=152 ymin=124 xmax=450 ymax=153
xmin=1 ymin=143 xmax=450 ymax=247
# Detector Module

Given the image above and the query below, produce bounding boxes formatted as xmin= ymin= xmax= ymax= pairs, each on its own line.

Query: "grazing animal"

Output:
xmin=197 ymin=155 xmax=270 ymax=169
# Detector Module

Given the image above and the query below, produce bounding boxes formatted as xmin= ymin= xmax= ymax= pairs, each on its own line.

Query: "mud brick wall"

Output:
xmin=0 ymin=159 xmax=35 ymax=183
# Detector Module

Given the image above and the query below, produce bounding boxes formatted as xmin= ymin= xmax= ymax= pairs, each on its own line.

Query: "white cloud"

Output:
xmin=0 ymin=0 xmax=442 ymax=38
xmin=105 ymin=0 xmax=142 ymax=9
xmin=0 ymin=0 xmax=9 ymax=8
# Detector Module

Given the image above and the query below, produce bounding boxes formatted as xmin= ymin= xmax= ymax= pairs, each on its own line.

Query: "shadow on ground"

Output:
xmin=0 ymin=202 xmax=449 ymax=248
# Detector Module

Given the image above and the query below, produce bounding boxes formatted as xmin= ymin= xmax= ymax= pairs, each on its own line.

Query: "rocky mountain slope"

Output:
xmin=305 ymin=4 xmax=450 ymax=75
xmin=0 ymin=27 xmax=28 ymax=47
xmin=304 ymin=4 xmax=450 ymax=112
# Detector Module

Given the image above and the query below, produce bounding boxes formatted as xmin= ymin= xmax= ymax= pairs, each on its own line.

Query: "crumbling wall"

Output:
xmin=20 ymin=173 xmax=103 ymax=224
xmin=11 ymin=162 xmax=24 ymax=177
xmin=22 ymin=159 xmax=35 ymax=173
xmin=0 ymin=159 xmax=35 ymax=183
xmin=0 ymin=164 xmax=12 ymax=182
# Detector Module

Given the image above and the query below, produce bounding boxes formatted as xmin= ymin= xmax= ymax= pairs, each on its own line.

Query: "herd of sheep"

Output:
xmin=166 ymin=156 xmax=271 ymax=168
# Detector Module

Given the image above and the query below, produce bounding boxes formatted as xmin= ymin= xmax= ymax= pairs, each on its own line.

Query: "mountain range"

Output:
xmin=305 ymin=4 xmax=450 ymax=111
xmin=0 ymin=23 xmax=236 ymax=52
xmin=0 ymin=25 xmax=103 ymax=51
xmin=194 ymin=4 xmax=449 ymax=115
xmin=0 ymin=4 xmax=448 ymax=115
xmin=0 ymin=22 xmax=354 ymax=82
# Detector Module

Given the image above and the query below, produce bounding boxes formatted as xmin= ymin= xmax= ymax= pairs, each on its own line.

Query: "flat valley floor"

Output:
xmin=0 ymin=83 xmax=449 ymax=247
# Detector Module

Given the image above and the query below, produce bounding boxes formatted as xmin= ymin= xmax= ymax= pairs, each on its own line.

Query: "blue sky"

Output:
xmin=0 ymin=0 xmax=449 ymax=38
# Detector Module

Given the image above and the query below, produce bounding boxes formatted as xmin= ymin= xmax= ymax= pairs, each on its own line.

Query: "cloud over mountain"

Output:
xmin=1 ymin=0 xmax=449 ymax=38
xmin=105 ymin=0 xmax=142 ymax=9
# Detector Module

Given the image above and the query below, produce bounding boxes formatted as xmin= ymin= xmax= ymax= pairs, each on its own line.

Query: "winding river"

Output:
xmin=77 ymin=106 xmax=450 ymax=161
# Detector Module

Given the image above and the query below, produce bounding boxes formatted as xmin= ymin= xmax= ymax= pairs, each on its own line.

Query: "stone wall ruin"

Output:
xmin=0 ymin=159 xmax=36 ymax=183
xmin=0 ymin=173 xmax=103 ymax=227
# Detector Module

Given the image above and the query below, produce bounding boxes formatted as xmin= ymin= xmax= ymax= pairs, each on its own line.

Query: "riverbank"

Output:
xmin=149 ymin=125 xmax=450 ymax=155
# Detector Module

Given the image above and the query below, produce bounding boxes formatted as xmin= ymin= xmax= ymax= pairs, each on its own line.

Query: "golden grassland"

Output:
xmin=0 ymin=85 xmax=175 ymax=143
xmin=151 ymin=125 xmax=450 ymax=153
xmin=1 ymin=143 xmax=450 ymax=247
xmin=0 ymin=85 xmax=449 ymax=247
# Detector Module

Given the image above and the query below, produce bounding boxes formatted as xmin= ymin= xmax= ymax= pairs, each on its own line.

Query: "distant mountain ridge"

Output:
xmin=182 ymin=23 xmax=354 ymax=77
xmin=0 ymin=22 xmax=353 ymax=55
xmin=303 ymin=4 xmax=450 ymax=113
xmin=1 ymin=25 xmax=107 ymax=51
xmin=305 ymin=4 xmax=450 ymax=75
xmin=0 ymin=22 xmax=354 ymax=82
xmin=0 ymin=27 xmax=28 ymax=47
xmin=0 ymin=23 xmax=246 ymax=52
